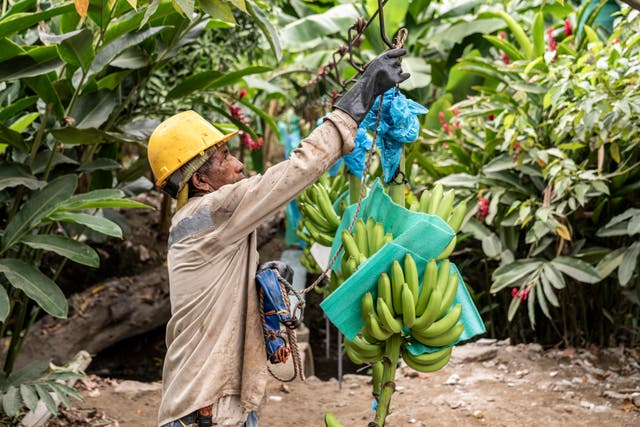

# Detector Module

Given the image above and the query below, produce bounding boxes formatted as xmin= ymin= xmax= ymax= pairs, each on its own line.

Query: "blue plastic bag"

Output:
xmin=360 ymin=89 xmax=428 ymax=182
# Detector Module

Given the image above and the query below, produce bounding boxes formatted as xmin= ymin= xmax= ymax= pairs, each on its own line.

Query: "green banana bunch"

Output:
xmin=297 ymin=180 xmax=344 ymax=249
xmin=418 ymin=184 xmax=468 ymax=233
xmin=401 ymin=345 xmax=453 ymax=373
xmin=410 ymin=259 xmax=464 ymax=348
xmin=324 ymin=412 xmax=345 ymax=427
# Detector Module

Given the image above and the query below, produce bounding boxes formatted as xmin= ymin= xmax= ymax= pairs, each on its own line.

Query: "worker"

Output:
xmin=148 ymin=48 xmax=409 ymax=427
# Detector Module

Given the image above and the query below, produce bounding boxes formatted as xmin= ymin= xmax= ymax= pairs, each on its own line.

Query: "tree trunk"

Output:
xmin=10 ymin=210 xmax=284 ymax=369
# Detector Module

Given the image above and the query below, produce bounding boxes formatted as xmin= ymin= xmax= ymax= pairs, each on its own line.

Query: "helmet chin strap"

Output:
xmin=162 ymin=170 xmax=183 ymax=199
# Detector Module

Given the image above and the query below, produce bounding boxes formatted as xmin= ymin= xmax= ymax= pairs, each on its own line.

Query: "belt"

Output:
xmin=175 ymin=410 xmax=213 ymax=427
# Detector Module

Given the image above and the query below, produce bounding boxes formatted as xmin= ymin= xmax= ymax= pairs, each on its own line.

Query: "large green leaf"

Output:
xmin=200 ymin=0 xmax=236 ymax=24
xmin=483 ymin=35 xmax=525 ymax=61
xmin=35 ymin=383 xmax=57 ymax=415
xmin=89 ymin=27 xmax=166 ymax=75
xmin=0 ymin=49 xmax=64 ymax=80
xmin=69 ymin=90 xmax=116 ymax=129
xmin=595 ymin=247 xmax=625 ymax=279
xmin=24 ymin=75 xmax=65 ymax=120
xmin=2 ymin=385 xmax=20 ymax=417
xmin=58 ymin=28 xmax=94 ymax=72
xmin=0 ymin=259 xmax=67 ymax=318
xmin=399 ymin=56 xmax=431 ymax=91
xmin=20 ymin=385 xmax=38 ymax=412
xmin=430 ymin=18 xmax=506 ymax=46
xmin=0 ymin=163 xmax=44 ymax=191
xmin=54 ymin=190 xmax=151 ymax=210
xmin=46 ymin=212 xmax=123 ymax=238
xmin=21 ymin=234 xmax=100 ymax=267
xmin=1 ymin=175 xmax=77 ymax=252
xmin=0 ymin=123 xmax=28 ymax=152
xmin=238 ymin=97 xmax=278 ymax=136
xmin=79 ymin=158 xmax=121 ymax=172
xmin=0 ymin=286 xmax=9 ymax=322
xmin=167 ymin=66 xmax=271 ymax=99
xmin=49 ymin=127 xmax=120 ymax=145
xmin=542 ymin=264 xmax=565 ymax=290
xmin=551 ymin=256 xmax=601 ymax=284
xmin=0 ymin=96 xmax=38 ymax=122
xmin=0 ymin=2 xmax=75 ymax=38
xmin=490 ymin=259 xmax=542 ymax=293
xmin=619 ymin=242 xmax=640 ymax=287
xmin=507 ymin=295 xmax=521 ymax=322
xmin=246 ymin=0 xmax=281 ymax=61
xmin=280 ymin=3 xmax=358 ymax=50
xmin=7 ymin=359 xmax=49 ymax=385
xmin=173 ymin=0 xmax=195 ymax=17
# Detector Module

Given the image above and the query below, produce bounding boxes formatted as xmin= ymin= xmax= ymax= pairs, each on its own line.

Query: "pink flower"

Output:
xmin=239 ymin=89 xmax=247 ymax=99
xmin=487 ymin=114 xmax=495 ymax=121
xmin=514 ymin=142 xmax=521 ymax=151
xmin=499 ymin=32 xmax=506 ymax=40
xmin=477 ymin=197 xmax=489 ymax=221
xmin=547 ymin=27 xmax=557 ymax=59
xmin=454 ymin=121 xmax=461 ymax=130
xmin=453 ymin=108 xmax=461 ymax=116
xmin=614 ymin=38 xmax=621 ymax=44
xmin=564 ymin=19 xmax=572 ymax=37
xmin=501 ymin=51 xmax=511 ymax=64
xmin=512 ymin=288 xmax=518 ymax=298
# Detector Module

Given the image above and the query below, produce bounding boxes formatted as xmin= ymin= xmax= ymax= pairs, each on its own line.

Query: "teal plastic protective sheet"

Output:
xmin=320 ymin=242 xmax=486 ymax=353
xmin=328 ymin=179 xmax=454 ymax=266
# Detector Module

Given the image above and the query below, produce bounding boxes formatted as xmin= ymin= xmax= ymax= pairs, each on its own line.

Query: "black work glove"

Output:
xmin=335 ymin=48 xmax=410 ymax=124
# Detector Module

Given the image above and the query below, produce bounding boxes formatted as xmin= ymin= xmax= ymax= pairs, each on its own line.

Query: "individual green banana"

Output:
xmin=384 ymin=232 xmax=393 ymax=245
xmin=391 ymin=260 xmax=405 ymax=315
xmin=341 ymin=230 xmax=361 ymax=259
xmin=329 ymin=174 xmax=346 ymax=198
xmin=402 ymin=346 xmax=453 ymax=373
xmin=419 ymin=189 xmax=431 ymax=213
xmin=360 ymin=291 xmax=374 ymax=323
xmin=344 ymin=256 xmax=357 ymax=278
xmin=404 ymin=254 xmax=419 ymax=301
xmin=435 ymin=260 xmax=451 ymax=295
xmin=401 ymin=283 xmax=416 ymax=328
xmin=416 ymin=259 xmax=437 ymax=315
xmin=315 ymin=184 xmax=341 ymax=229
xmin=324 ymin=413 xmax=345 ymax=427
xmin=412 ymin=322 xmax=464 ymax=347
xmin=304 ymin=219 xmax=333 ymax=246
xmin=427 ymin=184 xmax=444 ymax=215
xmin=377 ymin=272 xmax=393 ymax=311
xmin=371 ymin=361 xmax=383 ymax=398
xmin=349 ymin=335 xmax=384 ymax=360
xmin=366 ymin=217 xmax=376 ymax=251
xmin=412 ymin=285 xmax=442 ymax=331
xmin=361 ymin=327 xmax=380 ymax=344
xmin=448 ymin=202 xmax=467 ymax=232
xmin=439 ymin=273 xmax=460 ymax=318
xmin=357 ymin=253 xmax=367 ymax=267
xmin=376 ymin=297 xmax=403 ymax=334
xmin=436 ymin=236 xmax=456 ymax=260
xmin=343 ymin=340 xmax=365 ymax=365
xmin=355 ymin=219 xmax=369 ymax=257
xmin=419 ymin=303 xmax=462 ymax=338
xmin=436 ymin=190 xmax=455 ymax=221
xmin=373 ymin=222 xmax=385 ymax=253
xmin=296 ymin=222 xmax=312 ymax=244
xmin=366 ymin=312 xmax=393 ymax=341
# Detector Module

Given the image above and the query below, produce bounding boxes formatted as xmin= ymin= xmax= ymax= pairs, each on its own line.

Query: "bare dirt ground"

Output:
xmin=48 ymin=340 xmax=640 ymax=427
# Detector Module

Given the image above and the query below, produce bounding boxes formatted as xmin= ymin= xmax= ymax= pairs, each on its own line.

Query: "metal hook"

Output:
xmin=377 ymin=0 xmax=394 ymax=49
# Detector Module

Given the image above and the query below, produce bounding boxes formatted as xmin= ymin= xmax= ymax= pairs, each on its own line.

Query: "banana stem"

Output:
xmin=388 ymin=150 xmax=405 ymax=206
xmin=373 ymin=333 xmax=401 ymax=426
xmin=348 ymin=173 xmax=361 ymax=205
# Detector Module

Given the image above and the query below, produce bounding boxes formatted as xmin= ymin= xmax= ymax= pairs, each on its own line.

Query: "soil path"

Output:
xmin=49 ymin=340 xmax=640 ymax=426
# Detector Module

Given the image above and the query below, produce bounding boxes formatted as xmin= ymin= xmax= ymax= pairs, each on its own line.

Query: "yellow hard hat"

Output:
xmin=147 ymin=110 xmax=239 ymax=187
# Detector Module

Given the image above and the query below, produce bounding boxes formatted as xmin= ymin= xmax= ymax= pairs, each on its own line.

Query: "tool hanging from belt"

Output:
xmin=255 ymin=261 xmax=306 ymax=382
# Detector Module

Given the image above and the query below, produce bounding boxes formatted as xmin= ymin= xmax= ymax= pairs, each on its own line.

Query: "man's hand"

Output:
xmin=335 ymin=48 xmax=410 ymax=124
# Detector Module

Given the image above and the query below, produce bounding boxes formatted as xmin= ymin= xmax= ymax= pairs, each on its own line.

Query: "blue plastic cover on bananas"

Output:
xmin=360 ymin=89 xmax=428 ymax=182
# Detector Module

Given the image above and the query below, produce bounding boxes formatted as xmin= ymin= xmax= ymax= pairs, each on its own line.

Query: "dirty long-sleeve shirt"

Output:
xmin=158 ymin=110 xmax=357 ymax=426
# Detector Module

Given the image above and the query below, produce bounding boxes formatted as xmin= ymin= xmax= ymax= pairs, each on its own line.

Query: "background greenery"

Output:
xmin=0 ymin=0 xmax=638 ymax=420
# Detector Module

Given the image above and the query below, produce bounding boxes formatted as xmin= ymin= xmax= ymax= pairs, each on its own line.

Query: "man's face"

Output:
xmin=193 ymin=143 xmax=245 ymax=192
